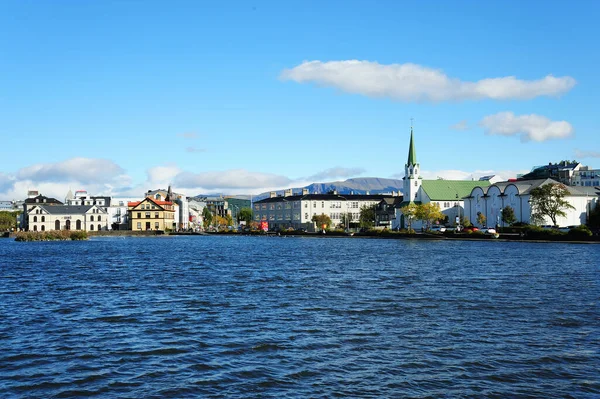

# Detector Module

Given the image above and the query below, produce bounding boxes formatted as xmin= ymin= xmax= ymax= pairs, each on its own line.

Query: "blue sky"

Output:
xmin=1 ymin=1 xmax=598 ymax=199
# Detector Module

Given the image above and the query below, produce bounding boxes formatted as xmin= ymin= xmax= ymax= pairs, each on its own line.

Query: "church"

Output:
xmin=393 ymin=128 xmax=489 ymax=230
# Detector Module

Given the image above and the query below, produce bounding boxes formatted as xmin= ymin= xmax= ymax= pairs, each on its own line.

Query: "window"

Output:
xmin=137 ymin=222 xmax=142 ymax=229
xmin=33 ymin=225 xmax=37 ymax=231
xmin=155 ymin=222 xmax=159 ymax=229
xmin=90 ymin=224 xmax=94 ymax=230
xmin=304 ymin=203 xmax=307 ymax=208
xmin=145 ymin=212 xmax=150 ymax=218
xmin=305 ymin=213 xmax=309 ymax=219
xmin=155 ymin=212 xmax=159 ymax=218
xmin=41 ymin=225 xmax=45 ymax=231
xmin=414 ymin=181 xmax=417 ymax=186
xmin=97 ymin=224 xmax=101 ymax=231
xmin=321 ymin=202 xmax=324 ymax=208
xmin=90 ymin=216 xmax=94 ymax=222
xmin=41 ymin=216 xmax=45 ymax=222
xmin=33 ymin=216 xmax=37 ymax=222
xmin=137 ymin=212 xmax=141 ymax=218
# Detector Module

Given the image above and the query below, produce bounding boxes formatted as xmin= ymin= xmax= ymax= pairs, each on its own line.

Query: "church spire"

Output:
xmin=407 ymin=126 xmax=417 ymax=166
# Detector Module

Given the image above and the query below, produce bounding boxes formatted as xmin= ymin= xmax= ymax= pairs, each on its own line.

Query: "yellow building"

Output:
xmin=128 ymin=197 xmax=176 ymax=231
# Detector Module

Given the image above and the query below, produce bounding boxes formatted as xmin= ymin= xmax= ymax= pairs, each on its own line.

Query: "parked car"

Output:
xmin=430 ymin=225 xmax=447 ymax=232
xmin=481 ymin=227 xmax=497 ymax=234
xmin=558 ymin=225 xmax=577 ymax=233
xmin=463 ymin=226 xmax=479 ymax=232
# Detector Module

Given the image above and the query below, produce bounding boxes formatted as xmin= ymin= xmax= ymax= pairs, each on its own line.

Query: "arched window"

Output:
xmin=55 ymin=220 xmax=60 ymax=230
xmin=90 ymin=215 xmax=94 ymax=222
xmin=33 ymin=225 xmax=37 ymax=231
xmin=41 ymin=225 xmax=45 ymax=231
xmin=98 ymin=215 xmax=101 ymax=221
xmin=90 ymin=224 xmax=94 ymax=231
xmin=76 ymin=220 xmax=82 ymax=230
xmin=41 ymin=216 xmax=45 ymax=222
xmin=65 ymin=220 xmax=71 ymax=230
xmin=33 ymin=216 xmax=37 ymax=222
xmin=98 ymin=224 xmax=101 ymax=231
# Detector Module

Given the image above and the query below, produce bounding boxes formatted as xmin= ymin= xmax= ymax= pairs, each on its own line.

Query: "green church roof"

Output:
xmin=407 ymin=127 xmax=417 ymax=166
xmin=421 ymin=180 xmax=490 ymax=201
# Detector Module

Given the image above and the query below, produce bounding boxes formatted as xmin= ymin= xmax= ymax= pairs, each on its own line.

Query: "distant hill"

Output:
xmin=254 ymin=177 xmax=404 ymax=201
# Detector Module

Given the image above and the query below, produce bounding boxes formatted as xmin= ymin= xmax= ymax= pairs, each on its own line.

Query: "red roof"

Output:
xmin=128 ymin=198 xmax=173 ymax=208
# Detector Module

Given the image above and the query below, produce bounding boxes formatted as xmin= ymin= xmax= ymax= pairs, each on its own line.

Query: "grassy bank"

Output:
xmin=15 ymin=230 xmax=88 ymax=242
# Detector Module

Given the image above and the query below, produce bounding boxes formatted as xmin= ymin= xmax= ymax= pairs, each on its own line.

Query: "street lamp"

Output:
xmin=455 ymin=193 xmax=461 ymax=229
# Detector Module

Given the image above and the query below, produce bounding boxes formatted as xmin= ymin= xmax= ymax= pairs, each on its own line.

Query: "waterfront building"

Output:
xmin=464 ymin=179 xmax=598 ymax=228
xmin=147 ymin=186 xmax=188 ymax=230
xmin=27 ymin=204 xmax=109 ymax=232
xmin=188 ymin=197 xmax=207 ymax=230
xmin=571 ymin=166 xmax=600 ymax=187
xmin=394 ymin=128 xmax=489 ymax=230
xmin=253 ymin=188 xmax=393 ymax=231
xmin=22 ymin=193 xmax=64 ymax=230
xmin=128 ymin=196 xmax=176 ymax=231
xmin=375 ymin=196 xmax=403 ymax=228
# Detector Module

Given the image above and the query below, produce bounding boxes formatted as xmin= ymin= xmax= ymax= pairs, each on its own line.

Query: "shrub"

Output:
xmin=568 ymin=225 xmax=592 ymax=239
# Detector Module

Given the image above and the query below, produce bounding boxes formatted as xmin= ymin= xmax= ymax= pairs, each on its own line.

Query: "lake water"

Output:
xmin=1 ymin=236 xmax=599 ymax=398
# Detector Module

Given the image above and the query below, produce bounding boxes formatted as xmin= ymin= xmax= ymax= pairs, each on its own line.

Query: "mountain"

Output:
xmin=254 ymin=177 xmax=404 ymax=201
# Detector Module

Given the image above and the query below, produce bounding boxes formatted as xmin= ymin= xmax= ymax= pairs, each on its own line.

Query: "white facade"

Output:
xmin=253 ymin=192 xmax=390 ymax=231
xmin=464 ymin=179 xmax=596 ymax=228
xmin=28 ymin=204 xmax=109 ymax=232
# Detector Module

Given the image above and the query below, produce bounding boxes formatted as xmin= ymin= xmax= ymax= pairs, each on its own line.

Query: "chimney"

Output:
xmin=270 ymin=192 xmax=277 ymax=198
xmin=302 ymin=188 xmax=309 ymax=195
xmin=284 ymin=189 xmax=293 ymax=197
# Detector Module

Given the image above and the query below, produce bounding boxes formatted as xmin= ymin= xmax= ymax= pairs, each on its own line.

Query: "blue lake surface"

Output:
xmin=1 ymin=236 xmax=599 ymax=398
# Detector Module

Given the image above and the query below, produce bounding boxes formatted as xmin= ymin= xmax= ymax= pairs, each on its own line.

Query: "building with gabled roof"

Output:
xmin=128 ymin=196 xmax=176 ymax=231
xmin=27 ymin=204 xmax=108 ymax=232
xmin=394 ymin=127 xmax=490 ymax=230
xmin=464 ymin=178 xmax=597 ymax=228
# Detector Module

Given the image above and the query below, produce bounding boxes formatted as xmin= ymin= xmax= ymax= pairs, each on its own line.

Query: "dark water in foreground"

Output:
xmin=0 ymin=236 xmax=598 ymax=398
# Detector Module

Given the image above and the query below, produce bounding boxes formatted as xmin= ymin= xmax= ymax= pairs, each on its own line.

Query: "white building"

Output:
xmin=253 ymin=188 xmax=392 ymax=231
xmin=27 ymin=204 xmax=109 ymax=232
xmin=464 ymin=178 xmax=598 ymax=228
xmin=394 ymin=127 xmax=489 ymax=230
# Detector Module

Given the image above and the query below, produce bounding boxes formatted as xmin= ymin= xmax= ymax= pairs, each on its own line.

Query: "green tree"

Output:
xmin=587 ymin=203 xmax=600 ymax=229
xmin=476 ymin=212 xmax=487 ymax=227
xmin=416 ymin=203 xmax=444 ymax=230
xmin=501 ymin=206 xmax=517 ymax=226
xmin=529 ymin=183 xmax=575 ymax=226
xmin=312 ymin=213 xmax=332 ymax=230
xmin=399 ymin=203 xmax=418 ymax=231
xmin=202 ymin=207 xmax=213 ymax=229
xmin=238 ymin=207 xmax=253 ymax=225
xmin=359 ymin=204 xmax=376 ymax=228
xmin=340 ymin=212 xmax=353 ymax=229
xmin=0 ymin=211 xmax=19 ymax=231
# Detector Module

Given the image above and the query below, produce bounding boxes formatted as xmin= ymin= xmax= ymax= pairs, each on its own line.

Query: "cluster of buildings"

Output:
xmin=253 ymin=128 xmax=599 ymax=231
xmin=1 ymin=187 xmax=250 ymax=233
xmin=2 ymin=128 xmax=599 ymax=233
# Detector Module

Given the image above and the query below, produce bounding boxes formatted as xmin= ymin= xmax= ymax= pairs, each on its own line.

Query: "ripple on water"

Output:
xmin=0 ymin=236 xmax=598 ymax=398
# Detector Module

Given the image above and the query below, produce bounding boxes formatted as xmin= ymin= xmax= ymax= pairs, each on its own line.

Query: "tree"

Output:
xmin=501 ymin=206 xmax=516 ymax=226
xmin=476 ymin=212 xmax=487 ymax=227
xmin=202 ymin=207 xmax=213 ymax=229
xmin=340 ymin=212 xmax=353 ymax=229
xmin=238 ymin=208 xmax=253 ymax=225
xmin=529 ymin=183 xmax=575 ymax=226
xmin=312 ymin=213 xmax=332 ymax=230
xmin=415 ymin=203 xmax=444 ymax=230
xmin=399 ymin=203 xmax=418 ymax=231
xmin=0 ymin=211 xmax=19 ymax=231
xmin=586 ymin=203 xmax=600 ymax=229
xmin=359 ymin=204 xmax=376 ymax=228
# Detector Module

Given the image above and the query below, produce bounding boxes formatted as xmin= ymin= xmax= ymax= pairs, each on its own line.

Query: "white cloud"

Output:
xmin=185 ymin=147 xmax=207 ymax=153
xmin=479 ymin=112 xmax=574 ymax=142
xmin=175 ymin=169 xmax=293 ymax=191
xmin=177 ymin=132 xmax=199 ymax=139
xmin=280 ymin=60 xmax=576 ymax=102
xmin=308 ymin=166 xmax=365 ymax=181
xmin=574 ymin=149 xmax=600 ymax=159
xmin=16 ymin=157 xmax=125 ymax=184
xmin=450 ymin=120 xmax=469 ymax=131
